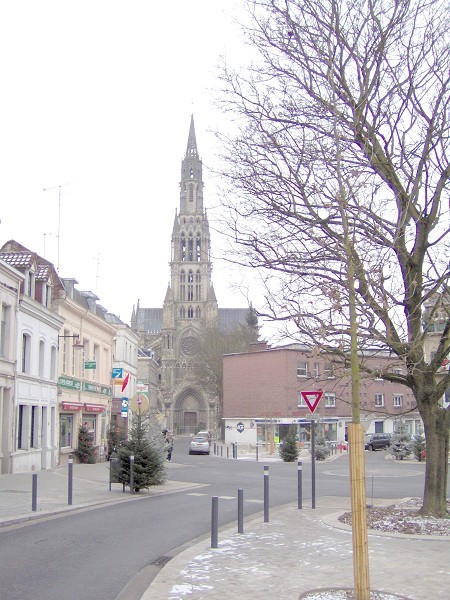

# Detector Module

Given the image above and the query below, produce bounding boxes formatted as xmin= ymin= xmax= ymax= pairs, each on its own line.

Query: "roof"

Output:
xmin=135 ymin=307 xmax=249 ymax=335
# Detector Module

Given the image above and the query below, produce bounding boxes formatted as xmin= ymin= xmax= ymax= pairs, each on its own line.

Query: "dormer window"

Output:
xmin=27 ymin=270 xmax=35 ymax=298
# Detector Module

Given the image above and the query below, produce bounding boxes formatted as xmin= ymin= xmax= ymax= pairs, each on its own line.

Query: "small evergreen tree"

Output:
xmin=117 ymin=410 xmax=166 ymax=492
xmin=75 ymin=424 xmax=96 ymax=464
xmin=106 ymin=425 xmax=127 ymax=460
xmin=279 ymin=427 xmax=299 ymax=462
xmin=412 ymin=433 xmax=426 ymax=462
xmin=313 ymin=435 xmax=330 ymax=461
xmin=389 ymin=425 xmax=412 ymax=460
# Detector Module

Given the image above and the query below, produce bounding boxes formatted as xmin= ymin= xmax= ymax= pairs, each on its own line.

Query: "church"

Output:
xmin=131 ymin=117 xmax=251 ymax=435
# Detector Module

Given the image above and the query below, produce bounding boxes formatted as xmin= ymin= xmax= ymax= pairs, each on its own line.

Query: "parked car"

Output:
xmin=189 ymin=436 xmax=210 ymax=455
xmin=196 ymin=430 xmax=212 ymax=444
xmin=364 ymin=433 xmax=391 ymax=451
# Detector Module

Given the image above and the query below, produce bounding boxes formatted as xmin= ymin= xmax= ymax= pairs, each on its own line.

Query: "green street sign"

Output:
xmin=84 ymin=361 xmax=96 ymax=369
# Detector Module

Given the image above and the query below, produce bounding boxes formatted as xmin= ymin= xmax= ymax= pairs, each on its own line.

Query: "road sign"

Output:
xmin=84 ymin=361 xmax=96 ymax=369
xmin=300 ymin=390 xmax=323 ymax=413
xmin=121 ymin=398 xmax=129 ymax=418
xmin=112 ymin=368 xmax=123 ymax=379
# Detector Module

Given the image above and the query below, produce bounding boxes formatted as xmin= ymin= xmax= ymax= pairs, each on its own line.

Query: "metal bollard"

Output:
xmin=256 ymin=443 xmax=259 ymax=462
xmin=264 ymin=465 xmax=269 ymax=522
xmin=130 ymin=454 xmax=135 ymax=494
xmin=68 ymin=456 xmax=73 ymax=505
xmin=238 ymin=488 xmax=244 ymax=533
xmin=298 ymin=461 xmax=302 ymax=509
xmin=211 ymin=496 xmax=219 ymax=548
xmin=32 ymin=473 xmax=38 ymax=512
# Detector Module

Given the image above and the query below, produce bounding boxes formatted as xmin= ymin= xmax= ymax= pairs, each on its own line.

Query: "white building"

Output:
xmin=0 ymin=259 xmax=23 ymax=474
xmin=0 ymin=246 xmax=64 ymax=473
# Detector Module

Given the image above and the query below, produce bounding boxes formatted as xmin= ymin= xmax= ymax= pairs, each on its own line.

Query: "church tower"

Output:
xmin=132 ymin=117 xmax=250 ymax=435
xmin=160 ymin=116 xmax=219 ymax=433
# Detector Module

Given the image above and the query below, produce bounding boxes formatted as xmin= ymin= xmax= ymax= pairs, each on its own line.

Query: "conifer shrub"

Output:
xmin=75 ymin=424 xmax=96 ymax=464
xmin=279 ymin=427 xmax=299 ymax=462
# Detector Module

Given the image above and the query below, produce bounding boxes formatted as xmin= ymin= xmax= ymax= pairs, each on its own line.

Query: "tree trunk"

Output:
xmin=420 ymin=405 xmax=449 ymax=517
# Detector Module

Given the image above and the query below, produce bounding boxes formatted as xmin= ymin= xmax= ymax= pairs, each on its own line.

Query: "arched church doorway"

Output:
xmin=173 ymin=390 xmax=207 ymax=435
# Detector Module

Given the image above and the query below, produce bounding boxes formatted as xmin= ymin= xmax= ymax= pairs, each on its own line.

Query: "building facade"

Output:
xmin=223 ymin=342 xmax=422 ymax=448
xmin=0 ymin=259 xmax=23 ymax=474
xmin=0 ymin=245 xmax=65 ymax=473
xmin=132 ymin=117 xmax=249 ymax=435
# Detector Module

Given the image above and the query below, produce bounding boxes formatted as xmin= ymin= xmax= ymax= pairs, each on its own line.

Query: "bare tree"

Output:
xmin=216 ymin=0 xmax=450 ymax=516
xmin=192 ymin=314 xmax=260 ymax=434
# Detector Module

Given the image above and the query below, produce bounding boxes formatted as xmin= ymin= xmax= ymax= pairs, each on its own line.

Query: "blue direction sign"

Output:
xmin=112 ymin=368 xmax=123 ymax=379
xmin=121 ymin=397 xmax=129 ymax=417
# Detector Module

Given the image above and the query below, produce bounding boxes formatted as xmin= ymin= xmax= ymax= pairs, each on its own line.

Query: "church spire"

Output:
xmin=186 ymin=114 xmax=198 ymax=157
xmin=180 ymin=115 xmax=203 ymax=214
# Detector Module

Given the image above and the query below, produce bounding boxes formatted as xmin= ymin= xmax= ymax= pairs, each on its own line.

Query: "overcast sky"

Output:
xmin=0 ymin=1 xmax=276 ymax=336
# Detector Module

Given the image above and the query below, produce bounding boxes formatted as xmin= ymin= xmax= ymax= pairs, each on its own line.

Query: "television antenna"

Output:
xmin=42 ymin=183 xmax=70 ymax=271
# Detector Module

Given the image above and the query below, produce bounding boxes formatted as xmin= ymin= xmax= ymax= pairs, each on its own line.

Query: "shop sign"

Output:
xmin=82 ymin=382 xmax=112 ymax=396
xmin=58 ymin=377 xmax=81 ymax=391
xmin=84 ymin=404 xmax=105 ymax=413
xmin=136 ymin=380 xmax=148 ymax=392
xmin=61 ymin=402 xmax=83 ymax=411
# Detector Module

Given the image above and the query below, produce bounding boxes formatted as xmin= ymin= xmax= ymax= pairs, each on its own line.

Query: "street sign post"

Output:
xmin=301 ymin=390 xmax=323 ymax=509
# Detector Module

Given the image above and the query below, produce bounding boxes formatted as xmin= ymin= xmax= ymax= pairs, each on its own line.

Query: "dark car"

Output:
xmin=364 ymin=433 xmax=391 ymax=451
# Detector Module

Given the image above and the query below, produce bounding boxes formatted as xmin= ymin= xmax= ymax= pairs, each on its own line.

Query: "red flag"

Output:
xmin=121 ymin=373 xmax=130 ymax=393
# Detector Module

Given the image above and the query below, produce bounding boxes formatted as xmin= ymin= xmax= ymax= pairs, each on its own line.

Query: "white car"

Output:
xmin=189 ymin=436 xmax=210 ymax=455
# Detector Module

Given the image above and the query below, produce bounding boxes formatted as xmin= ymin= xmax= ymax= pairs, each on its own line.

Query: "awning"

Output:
xmin=61 ymin=402 xmax=83 ymax=411
xmin=84 ymin=403 xmax=106 ymax=413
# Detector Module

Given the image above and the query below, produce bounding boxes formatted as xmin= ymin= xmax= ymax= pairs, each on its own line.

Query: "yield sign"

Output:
xmin=301 ymin=390 xmax=323 ymax=413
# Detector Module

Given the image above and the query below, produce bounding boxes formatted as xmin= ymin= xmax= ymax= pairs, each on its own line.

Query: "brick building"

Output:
xmin=223 ymin=342 xmax=422 ymax=448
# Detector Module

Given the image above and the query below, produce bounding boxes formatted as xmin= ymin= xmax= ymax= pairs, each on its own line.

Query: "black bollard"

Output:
xmin=238 ymin=488 xmax=244 ymax=533
xmin=32 ymin=473 xmax=37 ymax=512
xmin=264 ymin=465 xmax=269 ymax=522
xmin=211 ymin=496 xmax=219 ymax=548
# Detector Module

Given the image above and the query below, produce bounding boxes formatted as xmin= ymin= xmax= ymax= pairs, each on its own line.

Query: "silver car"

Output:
xmin=189 ymin=435 xmax=210 ymax=455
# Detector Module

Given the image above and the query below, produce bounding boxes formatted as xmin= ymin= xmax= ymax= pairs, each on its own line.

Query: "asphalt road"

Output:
xmin=0 ymin=439 xmax=429 ymax=600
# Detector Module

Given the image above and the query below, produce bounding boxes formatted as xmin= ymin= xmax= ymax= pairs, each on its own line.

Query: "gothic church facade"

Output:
xmin=131 ymin=117 xmax=249 ymax=435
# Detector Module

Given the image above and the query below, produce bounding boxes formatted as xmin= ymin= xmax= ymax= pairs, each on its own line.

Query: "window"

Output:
xmin=297 ymin=392 xmax=307 ymax=407
xmin=62 ymin=329 xmax=69 ymax=373
xmin=0 ymin=304 xmax=8 ymax=357
xmin=50 ymin=346 xmax=57 ymax=380
xmin=313 ymin=363 xmax=319 ymax=377
xmin=27 ymin=270 xmax=34 ymax=297
xmin=180 ymin=306 xmax=185 ymax=319
xmin=375 ymin=393 xmax=384 ymax=407
xmin=22 ymin=333 xmax=31 ymax=373
xmin=180 ymin=234 xmax=186 ymax=261
xmin=195 ymin=306 xmax=201 ymax=318
xmin=39 ymin=340 xmax=45 ymax=377
xmin=297 ymin=361 xmax=308 ymax=377
xmin=374 ymin=367 xmax=384 ymax=381
xmin=60 ymin=414 xmax=73 ymax=448
xmin=195 ymin=270 xmax=201 ymax=300
xmin=392 ymin=367 xmax=402 ymax=376
xmin=393 ymin=394 xmax=403 ymax=407
xmin=324 ymin=392 xmax=336 ymax=407
xmin=196 ymin=235 xmax=201 ymax=261
xmin=187 ymin=270 xmax=194 ymax=300
xmin=324 ymin=362 xmax=335 ymax=378
xmin=187 ymin=306 xmax=194 ymax=319
xmin=17 ymin=405 xmax=25 ymax=449
xmin=30 ymin=406 xmax=38 ymax=448
xmin=180 ymin=270 xmax=186 ymax=300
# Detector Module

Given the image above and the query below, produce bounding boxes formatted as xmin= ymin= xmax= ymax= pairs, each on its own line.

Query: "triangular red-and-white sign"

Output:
xmin=301 ymin=390 xmax=323 ymax=413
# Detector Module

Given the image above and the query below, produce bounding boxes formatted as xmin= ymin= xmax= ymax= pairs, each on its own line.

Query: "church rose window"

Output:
xmin=181 ymin=335 xmax=199 ymax=356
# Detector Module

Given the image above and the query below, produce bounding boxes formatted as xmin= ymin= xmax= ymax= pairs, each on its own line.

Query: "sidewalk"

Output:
xmin=145 ymin=496 xmax=449 ymax=599
xmin=1 ymin=460 xmax=448 ymax=599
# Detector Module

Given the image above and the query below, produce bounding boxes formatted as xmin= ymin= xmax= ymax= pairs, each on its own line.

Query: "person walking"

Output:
xmin=163 ymin=430 xmax=173 ymax=462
